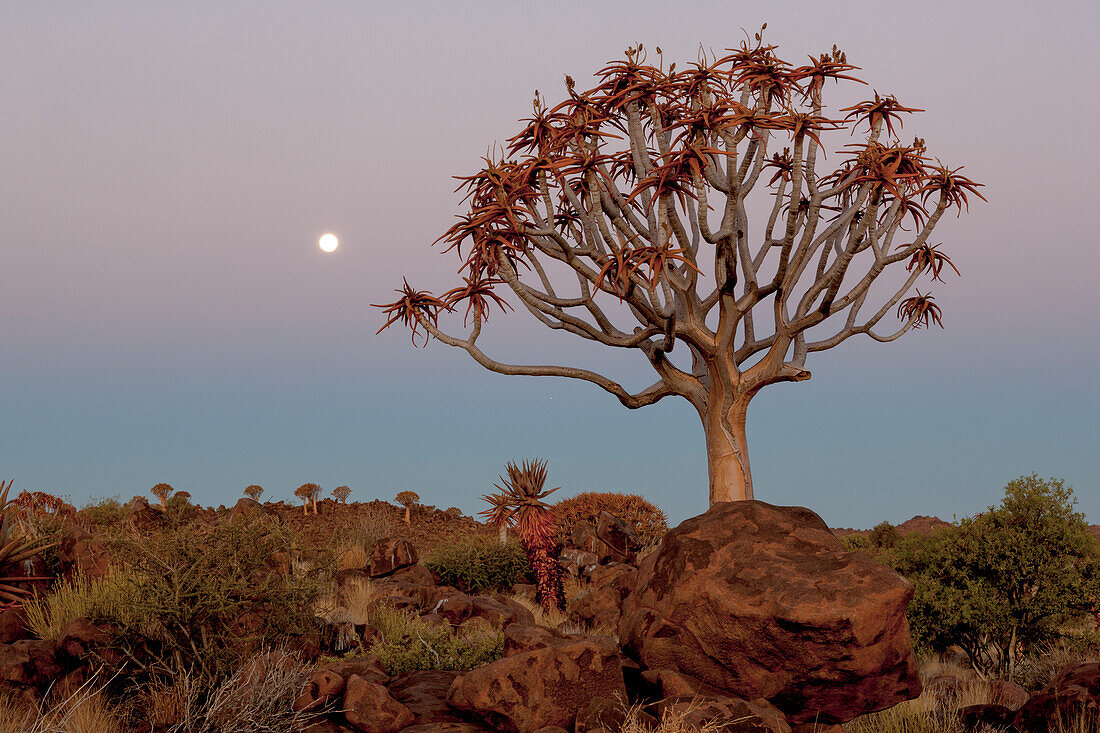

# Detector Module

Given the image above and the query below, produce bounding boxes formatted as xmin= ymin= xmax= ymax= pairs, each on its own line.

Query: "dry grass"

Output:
xmin=23 ymin=573 xmax=139 ymax=640
xmin=165 ymin=648 xmax=315 ymax=733
xmin=336 ymin=541 xmax=368 ymax=571
xmin=503 ymin=574 xmax=616 ymax=637
xmin=0 ymin=679 xmax=125 ymax=733
xmin=618 ymin=701 xmax=727 ymax=733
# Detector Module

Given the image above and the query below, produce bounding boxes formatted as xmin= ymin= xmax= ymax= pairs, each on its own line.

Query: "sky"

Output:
xmin=2 ymin=1 xmax=1097 ymax=529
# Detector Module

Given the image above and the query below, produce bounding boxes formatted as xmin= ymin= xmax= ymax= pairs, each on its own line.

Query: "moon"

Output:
xmin=318 ymin=233 xmax=339 ymax=253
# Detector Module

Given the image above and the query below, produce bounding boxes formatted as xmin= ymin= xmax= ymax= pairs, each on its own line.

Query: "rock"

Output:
xmin=322 ymin=655 xmax=390 ymax=686
xmin=958 ymin=703 xmax=1013 ymax=730
xmin=570 ymin=564 xmax=637 ymax=630
xmin=392 ymin=564 xmax=437 ymax=586
xmin=230 ymin=497 xmax=262 ymax=521
xmin=574 ymin=696 xmax=633 ymax=732
xmin=368 ymin=538 xmax=419 ymax=578
xmin=559 ymin=548 xmax=600 ymax=577
xmin=388 ymin=670 xmax=466 ymax=724
xmin=501 ymin=624 xmax=567 ymax=657
xmin=430 ymin=592 xmax=473 ymax=625
xmin=293 ymin=668 xmax=346 ymax=712
xmin=343 ymin=674 xmax=415 ymax=733
xmin=0 ymin=640 xmax=62 ymax=688
xmin=57 ymin=617 xmax=112 ymax=661
xmin=446 ymin=638 xmax=626 ymax=732
xmin=0 ymin=607 xmax=29 ymax=644
xmin=570 ymin=522 xmax=601 ymax=555
xmin=655 ymin=695 xmax=791 ymax=733
xmin=789 ymin=724 xmax=846 ymax=733
xmin=618 ymin=500 xmax=921 ymax=725
xmin=125 ymin=496 xmax=165 ymax=531
xmin=596 ymin=511 xmax=642 ymax=563
xmin=1013 ymin=662 xmax=1100 ymax=733
xmin=398 ymin=725 xmax=489 ymax=733
xmin=641 ymin=668 xmax=727 ymax=699
xmin=532 ymin=728 xmax=570 ymax=733
xmin=58 ymin=526 xmax=110 ymax=582
xmin=300 ymin=721 xmax=358 ymax=733
xmin=488 ymin=594 xmax=536 ymax=627
xmin=468 ymin=595 xmax=521 ymax=628
xmin=989 ymin=679 xmax=1029 ymax=709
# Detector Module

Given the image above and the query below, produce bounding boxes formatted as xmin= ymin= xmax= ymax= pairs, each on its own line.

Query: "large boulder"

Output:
xmin=367 ymin=538 xmax=419 ymax=578
xmin=1013 ymin=662 xmax=1100 ymax=733
xmin=446 ymin=637 xmax=626 ymax=732
xmin=343 ymin=674 xmax=415 ymax=733
xmin=618 ymin=500 xmax=921 ymax=725
xmin=58 ymin=526 xmax=110 ymax=582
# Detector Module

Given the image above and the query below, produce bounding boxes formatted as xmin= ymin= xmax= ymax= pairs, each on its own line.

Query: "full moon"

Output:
xmin=318 ymin=233 xmax=339 ymax=253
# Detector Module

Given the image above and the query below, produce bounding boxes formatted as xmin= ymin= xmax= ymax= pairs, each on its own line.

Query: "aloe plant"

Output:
xmin=480 ymin=459 xmax=564 ymax=612
xmin=0 ymin=479 xmax=57 ymax=603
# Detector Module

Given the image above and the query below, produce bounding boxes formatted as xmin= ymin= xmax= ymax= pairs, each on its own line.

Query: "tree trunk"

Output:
xmin=404 ymin=506 xmax=411 ymax=525
xmin=702 ymin=395 xmax=753 ymax=503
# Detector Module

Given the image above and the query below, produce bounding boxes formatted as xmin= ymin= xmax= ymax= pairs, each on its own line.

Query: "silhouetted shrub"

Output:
xmin=426 ymin=535 xmax=530 ymax=593
xmin=554 ymin=491 xmax=668 ymax=545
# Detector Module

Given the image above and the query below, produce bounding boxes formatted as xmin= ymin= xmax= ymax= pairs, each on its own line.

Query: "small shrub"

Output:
xmin=78 ymin=497 xmax=126 ymax=527
xmin=553 ymin=491 xmax=668 ymax=546
xmin=870 ymin=521 xmax=900 ymax=549
xmin=426 ymin=535 xmax=530 ymax=594
xmin=367 ymin=606 xmax=503 ymax=675
xmin=840 ymin=533 xmax=873 ymax=552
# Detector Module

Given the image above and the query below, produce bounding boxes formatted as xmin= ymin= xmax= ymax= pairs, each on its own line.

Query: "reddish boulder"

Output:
xmin=58 ymin=526 xmax=110 ymax=582
xmin=322 ymin=655 xmax=390 ymax=686
xmin=388 ymin=670 xmax=467 ymax=724
xmin=398 ymin=725 xmax=489 ymax=733
xmin=343 ymin=674 xmax=415 ymax=733
xmin=958 ymin=704 xmax=1013 ymax=730
xmin=446 ymin=638 xmax=626 ymax=732
xmin=0 ymin=607 xmax=29 ymax=644
xmin=501 ymin=624 xmax=567 ymax=657
xmin=570 ymin=563 xmax=637 ymax=630
xmin=989 ymin=679 xmax=1029 ymax=709
xmin=367 ymin=538 xmax=418 ymax=578
xmin=293 ymin=668 xmax=346 ymax=712
xmin=619 ymin=501 xmax=921 ymax=724
xmin=1013 ymin=662 xmax=1100 ymax=733
xmin=57 ymin=617 xmax=113 ymax=661
xmin=392 ymin=564 xmax=437 ymax=586
xmin=0 ymin=639 xmax=62 ymax=688
xmin=125 ymin=496 xmax=165 ymax=531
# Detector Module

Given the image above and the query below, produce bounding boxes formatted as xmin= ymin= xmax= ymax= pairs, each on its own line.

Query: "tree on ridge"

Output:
xmin=377 ymin=32 xmax=983 ymax=504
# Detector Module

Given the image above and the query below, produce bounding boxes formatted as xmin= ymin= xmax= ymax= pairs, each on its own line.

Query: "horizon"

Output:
xmin=2 ymin=1 xmax=1097 ymax=529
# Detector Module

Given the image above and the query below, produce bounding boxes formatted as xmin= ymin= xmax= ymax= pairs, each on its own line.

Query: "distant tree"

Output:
xmin=377 ymin=34 xmax=983 ymax=504
xmin=395 ymin=491 xmax=420 ymax=525
xmin=244 ymin=485 xmax=264 ymax=502
xmin=332 ymin=485 xmax=351 ymax=504
xmin=888 ymin=475 xmax=1100 ymax=680
xmin=308 ymin=484 xmax=322 ymax=515
xmin=869 ymin=521 xmax=899 ymax=549
xmin=150 ymin=483 xmax=174 ymax=509
xmin=481 ymin=459 xmax=564 ymax=612
xmin=294 ymin=483 xmax=320 ymax=516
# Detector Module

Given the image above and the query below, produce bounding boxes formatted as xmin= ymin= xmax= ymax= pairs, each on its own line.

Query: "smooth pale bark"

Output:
xmin=703 ymin=396 xmax=754 ymax=503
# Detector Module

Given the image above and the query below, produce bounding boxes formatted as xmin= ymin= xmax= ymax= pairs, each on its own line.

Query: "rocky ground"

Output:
xmin=1 ymin=494 xmax=1098 ymax=732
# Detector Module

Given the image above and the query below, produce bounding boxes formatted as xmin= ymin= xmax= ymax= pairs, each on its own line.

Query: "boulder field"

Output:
xmin=2 ymin=501 xmax=948 ymax=732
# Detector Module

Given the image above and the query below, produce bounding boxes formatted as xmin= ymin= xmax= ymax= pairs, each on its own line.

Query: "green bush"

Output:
xmin=78 ymin=496 xmax=126 ymax=527
xmin=884 ymin=475 xmax=1100 ymax=679
xmin=839 ymin=533 xmax=872 ymax=552
xmin=425 ymin=535 xmax=530 ymax=593
xmin=869 ymin=521 xmax=900 ymax=549
xmin=366 ymin=606 xmax=503 ymax=675
xmin=94 ymin=517 xmax=327 ymax=683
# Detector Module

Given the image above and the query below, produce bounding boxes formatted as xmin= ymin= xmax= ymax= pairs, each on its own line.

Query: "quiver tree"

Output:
xmin=294 ymin=483 xmax=320 ymax=516
xmin=243 ymin=485 xmax=264 ymax=502
xmin=377 ymin=33 xmax=983 ymax=504
xmin=150 ymin=483 xmax=174 ymax=509
xmin=481 ymin=459 xmax=564 ymax=612
xmin=395 ymin=491 xmax=420 ymax=524
xmin=332 ymin=485 xmax=352 ymax=504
